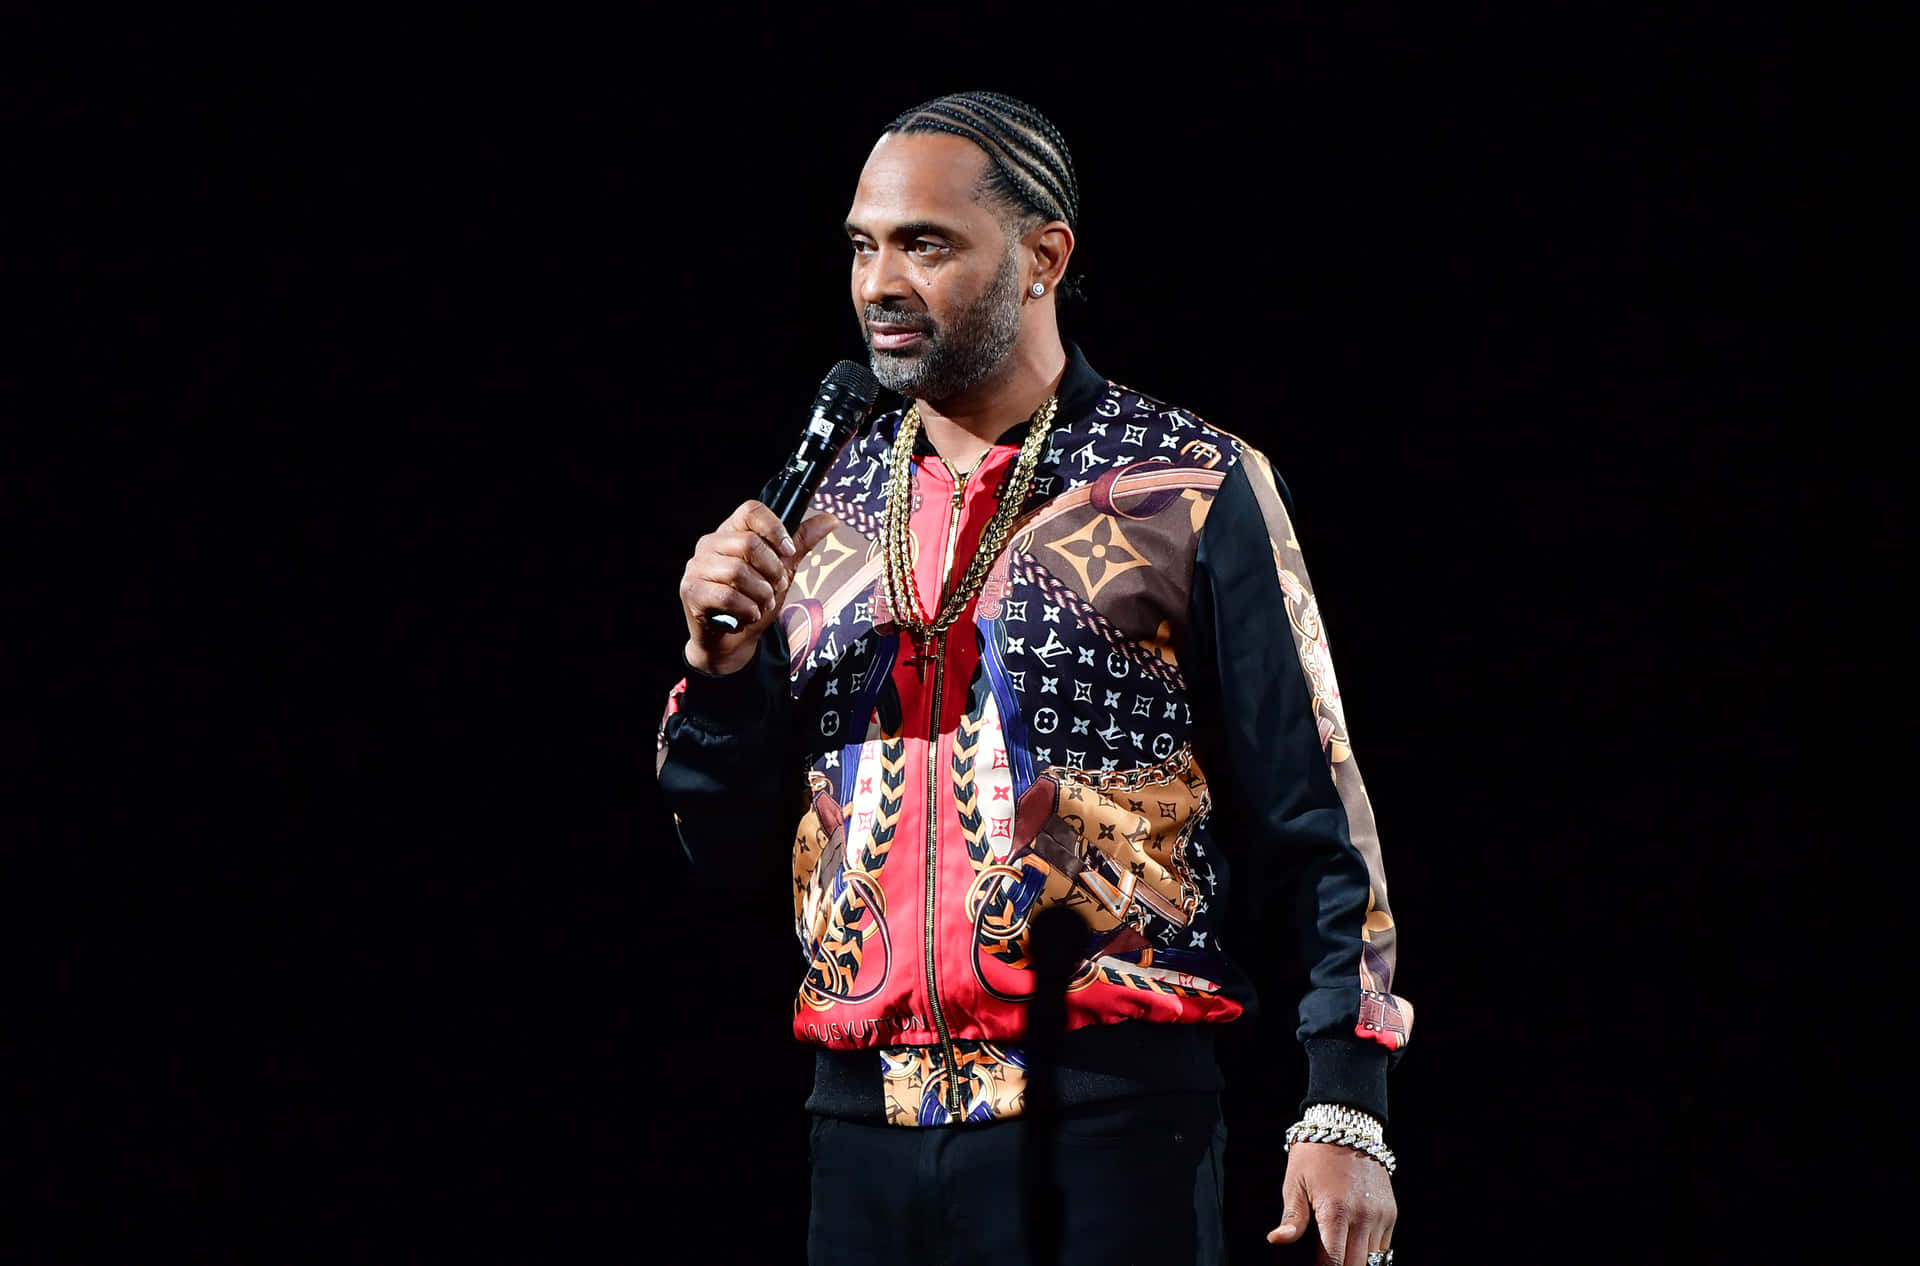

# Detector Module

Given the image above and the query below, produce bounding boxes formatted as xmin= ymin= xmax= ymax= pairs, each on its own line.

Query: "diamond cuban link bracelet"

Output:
xmin=1282 ymin=1103 xmax=1398 ymax=1175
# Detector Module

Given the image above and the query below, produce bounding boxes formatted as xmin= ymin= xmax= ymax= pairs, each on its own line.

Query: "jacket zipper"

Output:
xmin=923 ymin=461 xmax=969 ymax=1119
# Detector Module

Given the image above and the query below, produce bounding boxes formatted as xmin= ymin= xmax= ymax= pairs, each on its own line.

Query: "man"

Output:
xmin=659 ymin=91 xmax=1409 ymax=1266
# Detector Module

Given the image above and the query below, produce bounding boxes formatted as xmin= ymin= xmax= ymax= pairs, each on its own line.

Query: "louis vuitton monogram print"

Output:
xmin=770 ymin=381 xmax=1265 ymax=1070
xmin=660 ymin=353 xmax=1410 ymax=1127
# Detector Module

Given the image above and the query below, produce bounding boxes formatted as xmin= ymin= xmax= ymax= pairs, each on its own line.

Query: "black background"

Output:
xmin=32 ymin=9 xmax=1813 ymax=1263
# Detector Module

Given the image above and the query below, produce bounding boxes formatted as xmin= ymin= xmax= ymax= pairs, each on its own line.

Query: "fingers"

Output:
xmin=726 ymin=500 xmax=798 ymax=560
xmin=790 ymin=511 xmax=841 ymax=561
xmin=680 ymin=576 xmax=762 ymax=627
xmin=1342 ymin=1215 xmax=1371 ymax=1266
xmin=1267 ymin=1169 xmax=1312 ymax=1244
xmin=1323 ymin=1189 xmax=1396 ymax=1265
xmin=706 ymin=526 xmax=788 ymax=588
xmin=686 ymin=549 xmax=778 ymax=615
xmin=1312 ymin=1194 xmax=1352 ymax=1265
xmin=1372 ymin=1208 xmax=1396 ymax=1263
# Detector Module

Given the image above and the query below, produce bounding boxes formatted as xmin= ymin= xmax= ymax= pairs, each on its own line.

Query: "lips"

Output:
xmin=870 ymin=327 xmax=928 ymax=351
xmin=867 ymin=312 xmax=933 ymax=352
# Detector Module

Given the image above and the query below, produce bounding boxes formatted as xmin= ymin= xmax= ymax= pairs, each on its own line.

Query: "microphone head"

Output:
xmin=762 ymin=361 xmax=882 ymax=527
xmin=824 ymin=359 xmax=880 ymax=408
xmin=798 ymin=359 xmax=879 ymax=447
xmin=808 ymin=359 xmax=881 ymax=442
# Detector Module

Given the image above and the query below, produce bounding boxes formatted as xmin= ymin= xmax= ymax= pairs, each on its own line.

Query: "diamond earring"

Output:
xmin=1030 ymin=282 xmax=1045 ymax=297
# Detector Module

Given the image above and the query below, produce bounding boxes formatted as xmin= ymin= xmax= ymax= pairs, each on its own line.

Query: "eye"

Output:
xmin=910 ymin=240 xmax=949 ymax=258
xmin=849 ymin=237 xmax=876 ymax=256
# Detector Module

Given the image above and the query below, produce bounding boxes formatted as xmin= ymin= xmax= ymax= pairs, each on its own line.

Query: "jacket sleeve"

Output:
xmin=1186 ymin=451 xmax=1412 ymax=1122
xmin=655 ymin=625 xmax=808 ymax=884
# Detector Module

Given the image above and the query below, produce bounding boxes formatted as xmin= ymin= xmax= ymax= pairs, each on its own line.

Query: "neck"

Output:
xmin=914 ymin=330 xmax=1067 ymax=472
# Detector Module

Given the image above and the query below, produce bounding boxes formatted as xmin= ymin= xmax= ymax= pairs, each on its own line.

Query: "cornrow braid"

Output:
xmin=884 ymin=90 xmax=1087 ymax=302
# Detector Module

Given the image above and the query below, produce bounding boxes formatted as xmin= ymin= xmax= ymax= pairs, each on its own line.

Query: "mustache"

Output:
xmin=864 ymin=306 xmax=936 ymax=334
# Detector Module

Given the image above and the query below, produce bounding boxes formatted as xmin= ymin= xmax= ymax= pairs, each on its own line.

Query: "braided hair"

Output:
xmin=884 ymin=91 xmax=1087 ymax=302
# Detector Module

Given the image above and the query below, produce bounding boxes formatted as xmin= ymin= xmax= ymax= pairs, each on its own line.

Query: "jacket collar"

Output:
xmin=906 ymin=341 xmax=1105 ymax=457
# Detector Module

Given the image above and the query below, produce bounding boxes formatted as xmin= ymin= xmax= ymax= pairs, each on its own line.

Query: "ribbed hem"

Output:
xmin=805 ymin=1021 xmax=1221 ymax=1124
xmin=1301 ymin=1038 xmax=1390 ymax=1123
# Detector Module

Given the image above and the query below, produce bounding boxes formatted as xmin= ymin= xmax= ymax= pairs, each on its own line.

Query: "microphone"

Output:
xmin=708 ymin=360 xmax=880 ymax=632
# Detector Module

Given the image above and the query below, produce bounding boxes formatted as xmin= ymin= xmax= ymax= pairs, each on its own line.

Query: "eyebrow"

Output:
xmin=843 ymin=219 xmax=964 ymax=242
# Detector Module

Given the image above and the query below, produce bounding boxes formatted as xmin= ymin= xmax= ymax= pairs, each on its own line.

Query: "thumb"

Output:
xmin=1267 ymin=1170 xmax=1313 ymax=1244
xmin=789 ymin=512 xmax=841 ymax=564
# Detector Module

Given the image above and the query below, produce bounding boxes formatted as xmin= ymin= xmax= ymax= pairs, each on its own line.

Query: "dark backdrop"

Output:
xmin=38 ymin=10 xmax=1808 ymax=1263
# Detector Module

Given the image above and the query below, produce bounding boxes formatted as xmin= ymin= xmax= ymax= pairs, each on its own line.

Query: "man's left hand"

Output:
xmin=1267 ymin=1141 xmax=1396 ymax=1264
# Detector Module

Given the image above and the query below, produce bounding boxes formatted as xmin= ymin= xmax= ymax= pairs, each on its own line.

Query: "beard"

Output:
xmin=865 ymin=248 xmax=1023 ymax=403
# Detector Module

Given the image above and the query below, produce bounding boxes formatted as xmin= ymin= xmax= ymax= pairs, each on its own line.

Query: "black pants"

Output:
xmin=807 ymin=1092 xmax=1226 ymax=1266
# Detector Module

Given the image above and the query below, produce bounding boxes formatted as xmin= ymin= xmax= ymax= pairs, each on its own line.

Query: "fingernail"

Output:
xmin=779 ymin=533 xmax=796 ymax=556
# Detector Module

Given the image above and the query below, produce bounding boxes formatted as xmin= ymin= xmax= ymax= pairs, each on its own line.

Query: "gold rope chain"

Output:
xmin=881 ymin=395 xmax=1059 ymax=641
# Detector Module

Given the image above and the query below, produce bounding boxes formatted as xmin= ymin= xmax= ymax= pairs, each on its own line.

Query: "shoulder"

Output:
xmin=1061 ymin=377 xmax=1300 ymax=522
xmin=1046 ymin=378 xmax=1255 ymax=479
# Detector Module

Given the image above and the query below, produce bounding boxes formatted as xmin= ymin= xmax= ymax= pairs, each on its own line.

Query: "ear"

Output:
xmin=1024 ymin=220 xmax=1076 ymax=293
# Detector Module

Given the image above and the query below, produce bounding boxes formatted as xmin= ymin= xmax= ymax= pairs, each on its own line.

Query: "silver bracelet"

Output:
xmin=1283 ymin=1103 xmax=1397 ymax=1175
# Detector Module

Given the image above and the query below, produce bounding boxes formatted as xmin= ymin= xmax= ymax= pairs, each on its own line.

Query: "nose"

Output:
xmin=855 ymin=245 xmax=914 ymax=311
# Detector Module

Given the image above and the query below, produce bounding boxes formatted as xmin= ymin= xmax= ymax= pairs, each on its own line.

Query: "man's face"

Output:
xmin=844 ymin=133 xmax=1026 ymax=403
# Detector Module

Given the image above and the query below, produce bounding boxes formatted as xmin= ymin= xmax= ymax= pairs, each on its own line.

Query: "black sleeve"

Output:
xmin=1186 ymin=456 xmax=1405 ymax=1123
xmin=655 ymin=626 xmax=808 ymax=886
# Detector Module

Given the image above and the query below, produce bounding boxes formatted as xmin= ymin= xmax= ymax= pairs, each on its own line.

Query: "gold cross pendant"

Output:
xmin=903 ymin=634 xmax=937 ymax=680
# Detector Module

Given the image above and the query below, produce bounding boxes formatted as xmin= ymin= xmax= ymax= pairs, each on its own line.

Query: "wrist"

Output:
xmin=1284 ymin=1103 xmax=1396 ymax=1175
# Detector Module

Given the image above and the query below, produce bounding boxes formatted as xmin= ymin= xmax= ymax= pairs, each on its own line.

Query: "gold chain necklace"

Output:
xmin=881 ymin=396 xmax=1058 ymax=644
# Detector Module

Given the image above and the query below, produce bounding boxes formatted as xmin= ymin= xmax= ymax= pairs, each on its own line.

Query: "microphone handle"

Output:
xmin=762 ymin=450 xmax=830 ymax=534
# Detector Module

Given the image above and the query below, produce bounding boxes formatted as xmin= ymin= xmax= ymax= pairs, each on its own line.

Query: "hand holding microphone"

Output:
xmin=678 ymin=361 xmax=879 ymax=678
xmin=679 ymin=500 xmax=840 ymax=677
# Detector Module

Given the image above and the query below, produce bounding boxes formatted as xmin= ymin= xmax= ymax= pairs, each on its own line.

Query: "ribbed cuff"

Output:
xmin=1301 ymin=1038 xmax=1390 ymax=1123
xmin=677 ymin=644 xmax=779 ymax=729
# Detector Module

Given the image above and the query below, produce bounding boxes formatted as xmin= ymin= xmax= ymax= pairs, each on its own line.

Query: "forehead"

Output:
xmin=846 ymin=132 xmax=996 ymax=229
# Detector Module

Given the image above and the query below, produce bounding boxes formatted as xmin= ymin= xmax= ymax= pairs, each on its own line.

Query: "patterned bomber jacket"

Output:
xmin=658 ymin=344 xmax=1411 ymax=1127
